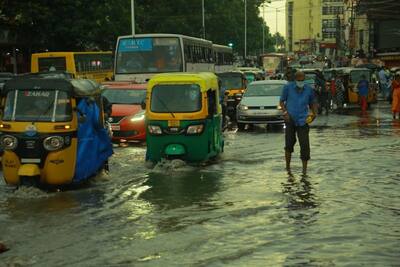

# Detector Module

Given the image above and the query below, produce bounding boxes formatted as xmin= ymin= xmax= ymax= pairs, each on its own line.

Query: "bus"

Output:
xmin=213 ymin=44 xmax=234 ymax=73
xmin=259 ymin=53 xmax=288 ymax=78
xmin=114 ymin=33 xmax=232 ymax=82
xmin=31 ymin=51 xmax=113 ymax=83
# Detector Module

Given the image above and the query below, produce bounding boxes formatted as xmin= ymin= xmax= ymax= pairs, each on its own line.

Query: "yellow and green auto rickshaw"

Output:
xmin=0 ymin=73 xmax=113 ymax=186
xmin=343 ymin=67 xmax=377 ymax=105
xmin=216 ymin=71 xmax=247 ymax=121
xmin=144 ymin=72 xmax=224 ymax=163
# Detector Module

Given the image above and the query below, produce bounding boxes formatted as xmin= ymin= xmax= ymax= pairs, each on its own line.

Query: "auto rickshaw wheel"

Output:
xmin=19 ymin=175 xmax=40 ymax=187
xmin=237 ymin=123 xmax=246 ymax=131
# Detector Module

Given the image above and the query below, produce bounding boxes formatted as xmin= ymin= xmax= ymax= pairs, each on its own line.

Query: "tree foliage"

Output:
xmin=0 ymin=0 xmax=275 ymax=55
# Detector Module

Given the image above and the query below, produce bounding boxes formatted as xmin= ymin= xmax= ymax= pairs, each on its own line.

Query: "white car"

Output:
xmin=236 ymin=80 xmax=287 ymax=129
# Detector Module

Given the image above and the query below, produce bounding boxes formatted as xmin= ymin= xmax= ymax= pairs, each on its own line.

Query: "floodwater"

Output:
xmin=1 ymin=102 xmax=399 ymax=266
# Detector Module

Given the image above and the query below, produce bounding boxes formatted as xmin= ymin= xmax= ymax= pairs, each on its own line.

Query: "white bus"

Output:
xmin=213 ymin=44 xmax=234 ymax=73
xmin=114 ymin=33 xmax=216 ymax=82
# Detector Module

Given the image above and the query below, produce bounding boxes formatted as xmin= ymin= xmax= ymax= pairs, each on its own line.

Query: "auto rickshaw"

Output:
xmin=216 ymin=71 xmax=247 ymax=122
xmin=0 ymin=75 xmax=113 ymax=186
xmin=144 ymin=72 xmax=224 ymax=163
xmin=343 ymin=67 xmax=377 ymax=105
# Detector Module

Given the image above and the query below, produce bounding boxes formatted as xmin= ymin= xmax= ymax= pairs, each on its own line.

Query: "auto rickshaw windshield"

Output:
xmin=150 ymin=84 xmax=201 ymax=113
xmin=219 ymin=76 xmax=243 ymax=90
xmin=350 ymin=70 xmax=370 ymax=83
xmin=2 ymin=89 xmax=72 ymax=122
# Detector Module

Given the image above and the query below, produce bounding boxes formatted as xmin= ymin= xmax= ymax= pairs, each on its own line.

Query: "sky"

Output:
xmin=260 ymin=0 xmax=286 ymax=37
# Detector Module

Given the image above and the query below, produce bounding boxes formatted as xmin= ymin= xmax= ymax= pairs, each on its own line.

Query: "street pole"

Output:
xmin=245 ymin=0 xmax=247 ymax=60
xmin=275 ymin=8 xmax=278 ymax=50
xmin=202 ymin=0 xmax=205 ymax=39
xmin=131 ymin=0 xmax=135 ymax=35
xmin=262 ymin=4 xmax=265 ymax=54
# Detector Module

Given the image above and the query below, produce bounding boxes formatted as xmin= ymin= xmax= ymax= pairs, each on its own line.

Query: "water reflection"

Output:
xmin=140 ymin=171 xmax=221 ymax=210
xmin=282 ymin=175 xmax=318 ymax=210
xmin=139 ymin=171 xmax=221 ymax=233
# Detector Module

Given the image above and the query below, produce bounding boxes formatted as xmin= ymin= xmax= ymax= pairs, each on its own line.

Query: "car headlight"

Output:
xmin=0 ymin=135 xmax=18 ymax=150
xmin=238 ymin=104 xmax=248 ymax=110
xmin=148 ymin=125 xmax=162 ymax=135
xmin=277 ymin=105 xmax=282 ymax=110
xmin=43 ymin=136 xmax=64 ymax=151
xmin=186 ymin=124 xmax=204 ymax=135
xmin=130 ymin=111 xmax=145 ymax=122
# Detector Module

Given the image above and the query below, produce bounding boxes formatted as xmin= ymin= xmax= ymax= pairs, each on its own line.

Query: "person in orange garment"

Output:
xmin=392 ymin=73 xmax=400 ymax=119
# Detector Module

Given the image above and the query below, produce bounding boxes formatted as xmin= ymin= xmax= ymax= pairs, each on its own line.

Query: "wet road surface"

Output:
xmin=1 ymin=101 xmax=399 ymax=266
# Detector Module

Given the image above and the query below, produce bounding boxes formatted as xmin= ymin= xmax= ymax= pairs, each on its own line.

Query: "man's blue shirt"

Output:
xmin=280 ymin=82 xmax=315 ymax=126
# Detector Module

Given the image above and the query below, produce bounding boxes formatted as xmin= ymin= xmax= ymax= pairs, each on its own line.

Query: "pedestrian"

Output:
xmin=378 ymin=66 xmax=389 ymax=100
xmin=357 ymin=74 xmax=369 ymax=115
xmin=391 ymin=74 xmax=400 ymax=119
xmin=279 ymin=71 xmax=318 ymax=175
xmin=335 ymin=75 xmax=346 ymax=111
xmin=315 ymin=70 xmax=326 ymax=114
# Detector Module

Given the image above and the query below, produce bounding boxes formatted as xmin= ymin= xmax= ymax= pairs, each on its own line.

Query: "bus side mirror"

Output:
xmin=141 ymin=101 xmax=146 ymax=110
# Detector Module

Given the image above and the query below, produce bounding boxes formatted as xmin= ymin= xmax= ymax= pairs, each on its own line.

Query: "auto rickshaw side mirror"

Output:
xmin=141 ymin=101 xmax=146 ymax=110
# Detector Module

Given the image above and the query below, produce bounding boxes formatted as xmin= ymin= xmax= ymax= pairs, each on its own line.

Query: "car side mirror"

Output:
xmin=141 ymin=101 xmax=146 ymax=110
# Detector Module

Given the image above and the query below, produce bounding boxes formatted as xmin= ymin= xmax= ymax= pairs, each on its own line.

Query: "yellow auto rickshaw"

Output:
xmin=217 ymin=71 xmax=247 ymax=121
xmin=343 ymin=67 xmax=377 ymax=104
xmin=144 ymin=72 xmax=224 ymax=163
xmin=0 ymin=73 xmax=113 ymax=186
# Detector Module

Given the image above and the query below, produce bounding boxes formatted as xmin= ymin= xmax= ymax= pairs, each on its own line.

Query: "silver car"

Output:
xmin=236 ymin=80 xmax=287 ymax=129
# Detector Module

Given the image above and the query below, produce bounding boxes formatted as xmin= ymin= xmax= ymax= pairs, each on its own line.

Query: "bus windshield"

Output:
xmin=151 ymin=84 xmax=201 ymax=113
xmin=2 ymin=90 xmax=72 ymax=122
xmin=262 ymin=56 xmax=281 ymax=72
xmin=102 ymin=89 xmax=146 ymax=105
xmin=116 ymin=37 xmax=183 ymax=74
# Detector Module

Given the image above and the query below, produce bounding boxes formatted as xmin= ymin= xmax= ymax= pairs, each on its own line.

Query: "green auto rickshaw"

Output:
xmin=144 ymin=72 xmax=224 ymax=163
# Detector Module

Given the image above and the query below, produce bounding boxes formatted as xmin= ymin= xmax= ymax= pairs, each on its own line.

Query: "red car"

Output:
xmin=102 ymin=82 xmax=147 ymax=143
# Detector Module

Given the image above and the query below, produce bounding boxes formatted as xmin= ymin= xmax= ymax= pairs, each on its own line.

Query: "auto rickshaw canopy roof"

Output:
xmin=2 ymin=76 xmax=102 ymax=97
xmin=147 ymin=72 xmax=219 ymax=93
xmin=216 ymin=71 xmax=245 ymax=78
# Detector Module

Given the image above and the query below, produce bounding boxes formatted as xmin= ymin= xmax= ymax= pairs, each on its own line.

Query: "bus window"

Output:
xmin=38 ymin=57 xmax=67 ymax=72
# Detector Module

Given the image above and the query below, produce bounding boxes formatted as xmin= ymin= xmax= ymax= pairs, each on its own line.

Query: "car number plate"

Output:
xmin=111 ymin=124 xmax=120 ymax=131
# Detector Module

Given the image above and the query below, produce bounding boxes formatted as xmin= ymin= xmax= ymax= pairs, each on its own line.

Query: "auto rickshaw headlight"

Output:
xmin=148 ymin=125 xmax=162 ymax=135
xmin=43 ymin=136 xmax=64 ymax=151
xmin=186 ymin=124 xmax=204 ymax=135
xmin=1 ymin=135 xmax=18 ymax=150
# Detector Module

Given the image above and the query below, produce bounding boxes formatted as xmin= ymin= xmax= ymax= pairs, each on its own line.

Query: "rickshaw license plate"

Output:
xmin=168 ymin=120 xmax=180 ymax=127
xmin=111 ymin=124 xmax=120 ymax=131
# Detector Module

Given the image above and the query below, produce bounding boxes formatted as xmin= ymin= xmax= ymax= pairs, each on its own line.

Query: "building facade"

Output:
xmin=286 ymin=0 xmax=344 ymax=56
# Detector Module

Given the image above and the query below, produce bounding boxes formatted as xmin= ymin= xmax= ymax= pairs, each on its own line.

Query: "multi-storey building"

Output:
xmin=286 ymin=0 xmax=345 ymax=56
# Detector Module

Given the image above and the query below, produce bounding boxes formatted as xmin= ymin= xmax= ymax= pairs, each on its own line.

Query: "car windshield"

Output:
xmin=351 ymin=70 xmax=370 ymax=83
xmin=116 ymin=37 xmax=183 ymax=74
xmin=244 ymin=83 xmax=284 ymax=97
xmin=102 ymin=89 xmax=146 ymax=104
xmin=151 ymin=84 xmax=201 ymax=113
xmin=219 ymin=76 xmax=243 ymax=90
xmin=2 ymin=90 xmax=72 ymax=122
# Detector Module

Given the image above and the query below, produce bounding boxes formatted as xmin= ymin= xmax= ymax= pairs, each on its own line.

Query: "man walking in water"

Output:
xmin=280 ymin=71 xmax=318 ymax=175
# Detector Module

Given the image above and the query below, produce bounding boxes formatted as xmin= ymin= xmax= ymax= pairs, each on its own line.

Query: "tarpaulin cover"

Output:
xmin=74 ymin=98 xmax=113 ymax=182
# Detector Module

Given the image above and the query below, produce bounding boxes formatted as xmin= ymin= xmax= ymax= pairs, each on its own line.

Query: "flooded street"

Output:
xmin=1 ymin=102 xmax=399 ymax=266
